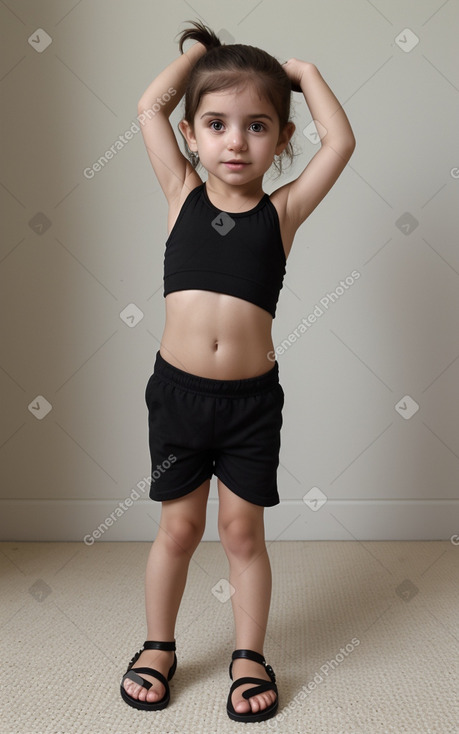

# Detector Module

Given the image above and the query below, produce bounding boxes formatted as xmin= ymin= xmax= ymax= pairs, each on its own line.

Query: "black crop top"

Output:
xmin=163 ymin=182 xmax=286 ymax=318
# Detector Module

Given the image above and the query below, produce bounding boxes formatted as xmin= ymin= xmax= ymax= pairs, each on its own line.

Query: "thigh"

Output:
xmin=213 ymin=384 xmax=284 ymax=507
xmin=146 ymin=373 xmax=214 ymax=501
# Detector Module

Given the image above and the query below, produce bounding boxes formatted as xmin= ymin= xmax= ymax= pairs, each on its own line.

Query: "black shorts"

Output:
xmin=144 ymin=351 xmax=284 ymax=507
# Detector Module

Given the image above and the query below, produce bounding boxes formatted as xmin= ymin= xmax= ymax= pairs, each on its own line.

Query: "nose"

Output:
xmin=227 ymin=127 xmax=247 ymax=152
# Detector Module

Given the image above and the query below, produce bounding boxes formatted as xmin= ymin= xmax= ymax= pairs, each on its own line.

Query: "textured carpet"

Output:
xmin=1 ymin=541 xmax=458 ymax=734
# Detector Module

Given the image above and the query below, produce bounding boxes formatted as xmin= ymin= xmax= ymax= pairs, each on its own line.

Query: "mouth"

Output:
xmin=223 ymin=160 xmax=249 ymax=169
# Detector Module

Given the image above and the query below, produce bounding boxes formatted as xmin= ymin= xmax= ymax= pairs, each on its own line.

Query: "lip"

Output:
xmin=223 ymin=161 xmax=249 ymax=169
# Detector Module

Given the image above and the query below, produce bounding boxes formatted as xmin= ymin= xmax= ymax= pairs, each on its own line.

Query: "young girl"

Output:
xmin=120 ymin=20 xmax=355 ymax=723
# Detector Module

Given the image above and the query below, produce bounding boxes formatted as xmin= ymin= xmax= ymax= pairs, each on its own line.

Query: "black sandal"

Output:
xmin=226 ymin=648 xmax=278 ymax=723
xmin=120 ymin=640 xmax=177 ymax=711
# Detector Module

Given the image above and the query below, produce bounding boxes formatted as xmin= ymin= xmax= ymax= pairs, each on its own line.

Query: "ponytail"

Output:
xmin=177 ymin=20 xmax=222 ymax=54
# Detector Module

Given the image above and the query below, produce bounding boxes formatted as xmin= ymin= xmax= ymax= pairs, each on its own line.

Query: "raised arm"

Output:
xmin=280 ymin=59 xmax=356 ymax=229
xmin=137 ymin=41 xmax=206 ymax=202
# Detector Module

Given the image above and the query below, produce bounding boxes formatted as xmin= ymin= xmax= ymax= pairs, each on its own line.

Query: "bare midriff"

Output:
xmin=159 ymin=290 xmax=276 ymax=380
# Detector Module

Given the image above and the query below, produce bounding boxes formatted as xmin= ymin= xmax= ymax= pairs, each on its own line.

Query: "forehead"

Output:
xmin=197 ymin=82 xmax=276 ymax=115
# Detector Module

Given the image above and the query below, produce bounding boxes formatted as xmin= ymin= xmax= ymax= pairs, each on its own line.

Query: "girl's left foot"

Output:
xmin=227 ymin=650 xmax=278 ymax=722
xmin=231 ymin=657 xmax=277 ymax=713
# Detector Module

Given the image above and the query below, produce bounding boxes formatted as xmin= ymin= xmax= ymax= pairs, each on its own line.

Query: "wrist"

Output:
xmin=184 ymin=41 xmax=207 ymax=60
xmin=298 ymin=63 xmax=321 ymax=94
xmin=299 ymin=61 xmax=317 ymax=81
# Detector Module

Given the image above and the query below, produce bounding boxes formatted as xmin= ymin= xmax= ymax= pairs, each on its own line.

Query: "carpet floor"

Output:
xmin=1 ymin=541 xmax=458 ymax=734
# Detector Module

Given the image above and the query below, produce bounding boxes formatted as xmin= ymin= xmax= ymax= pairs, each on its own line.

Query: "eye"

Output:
xmin=249 ymin=122 xmax=265 ymax=133
xmin=210 ymin=120 xmax=224 ymax=131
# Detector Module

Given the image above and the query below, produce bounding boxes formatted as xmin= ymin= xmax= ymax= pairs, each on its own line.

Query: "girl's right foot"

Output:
xmin=122 ymin=648 xmax=176 ymax=704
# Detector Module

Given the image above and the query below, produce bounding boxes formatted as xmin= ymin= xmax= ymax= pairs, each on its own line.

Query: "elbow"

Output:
xmin=341 ymin=134 xmax=356 ymax=161
xmin=137 ymin=95 xmax=158 ymax=114
xmin=137 ymin=97 xmax=149 ymax=113
xmin=344 ymin=130 xmax=356 ymax=157
xmin=324 ymin=132 xmax=356 ymax=161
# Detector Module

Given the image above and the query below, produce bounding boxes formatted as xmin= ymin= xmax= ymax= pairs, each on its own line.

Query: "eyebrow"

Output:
xmin=200 ymin=112 xmax=274 ymax=121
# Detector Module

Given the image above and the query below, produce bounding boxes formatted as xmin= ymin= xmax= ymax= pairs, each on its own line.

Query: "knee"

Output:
xmin=159 ymin=515 xmax=205 ymax=556
xmin=218 ymin=516 xmax=263 ymax=559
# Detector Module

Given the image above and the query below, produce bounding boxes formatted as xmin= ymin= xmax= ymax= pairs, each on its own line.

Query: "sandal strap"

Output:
xmin=143 ymin=640 xmax=176 ymax=652
xmin=231 ymin=649 xmax=265 ymax=665
xmin=229 ymin=649 xmax=276 ymax=683
xmin=229 ymin=676 xmax=278 ymax=701
xmin=123 ymin=666 xmax=168 ymax=690
xmin=124 ymin=641 xmax=177 ymax=679
xmin=126 ymin=640 xmax=175 ymax=672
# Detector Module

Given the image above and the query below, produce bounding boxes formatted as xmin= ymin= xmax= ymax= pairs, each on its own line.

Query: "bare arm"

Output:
xmin=137 ymin=42 xmax=207 ymax=201
xmin=280 ymin=59 xmax=356 ymax=228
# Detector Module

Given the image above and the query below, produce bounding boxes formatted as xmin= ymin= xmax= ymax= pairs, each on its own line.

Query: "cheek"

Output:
xmin=199 ymin=135 xmax=222 ymax=153
xmin=257 ymin=139 xmax=277 ymax=157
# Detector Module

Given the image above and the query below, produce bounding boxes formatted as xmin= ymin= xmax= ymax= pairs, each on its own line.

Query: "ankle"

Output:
xmin=234 ymin=646 xmax=265 ymax=658
xmin=140 ymin=642 xmax=176 ymax=661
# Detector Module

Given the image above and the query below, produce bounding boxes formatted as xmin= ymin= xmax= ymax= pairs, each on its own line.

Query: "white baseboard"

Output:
xmin=0 ymin=499 xmax=457 ymax=542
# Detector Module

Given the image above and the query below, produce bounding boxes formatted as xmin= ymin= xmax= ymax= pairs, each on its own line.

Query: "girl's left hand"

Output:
xmin=282 ymin=58 xmax=312 ymax=92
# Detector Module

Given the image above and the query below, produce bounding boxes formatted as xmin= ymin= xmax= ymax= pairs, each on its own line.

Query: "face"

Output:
xmin=180 ymin=82 xmax=294 ymax=185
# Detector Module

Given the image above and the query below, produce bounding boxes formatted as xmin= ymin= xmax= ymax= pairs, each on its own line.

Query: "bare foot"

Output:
xmin=231 ymin=657 xmax=277 ymax=715
xmin=122 ymin=648 xmax=175 ymax=705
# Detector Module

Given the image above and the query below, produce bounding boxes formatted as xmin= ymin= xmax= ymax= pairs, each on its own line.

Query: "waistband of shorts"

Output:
xmin=153 ymin=351 xmax=279 ymax=397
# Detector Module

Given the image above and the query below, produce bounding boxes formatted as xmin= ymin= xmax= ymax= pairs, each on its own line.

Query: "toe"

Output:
xmin=233 ymin=697 xmax=251 ymax=714
xmin=124 ymin=679 xmax=138 ymax=699
xmin=233 ymin=689 xmax=273 ymax=714
xmin=146 ymin=685 xmax=162 ymax=703
xmin=249 ymin=691 xmax=276 ymax=713
xmin=266 ymin=690 xmax=277 ymax=708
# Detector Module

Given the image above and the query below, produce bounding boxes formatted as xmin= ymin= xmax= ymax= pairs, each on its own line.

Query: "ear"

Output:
xmin=275 ymin=122 xmax=295 ymax=156
xmin=178 ymin=119 xmax=198 ymax=152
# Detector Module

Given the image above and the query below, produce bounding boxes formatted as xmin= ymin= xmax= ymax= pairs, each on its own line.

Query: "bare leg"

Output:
xmin=123 ymin=479 xmax=210 ymax=704
xmin=217 ymin=480 xmax=277 ymax=716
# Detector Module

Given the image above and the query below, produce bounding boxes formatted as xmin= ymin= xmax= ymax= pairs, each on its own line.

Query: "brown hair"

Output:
xmin=176 ymin=20 xmax=295 ymax=176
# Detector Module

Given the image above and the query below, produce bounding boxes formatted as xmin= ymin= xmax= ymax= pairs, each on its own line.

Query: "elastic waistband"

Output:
xmin=153 ymin=351 xmax=279 ymax=397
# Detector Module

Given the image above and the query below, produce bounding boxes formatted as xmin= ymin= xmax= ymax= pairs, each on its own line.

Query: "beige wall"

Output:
xmin=1 ymin=1 xmax=458 ymax=541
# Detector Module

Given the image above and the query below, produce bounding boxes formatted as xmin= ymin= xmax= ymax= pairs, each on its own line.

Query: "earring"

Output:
xmin=190 ymin=151 xmax=200 ymax=167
